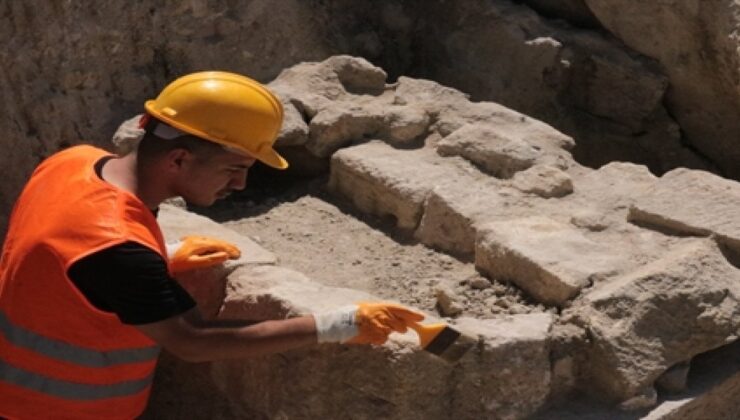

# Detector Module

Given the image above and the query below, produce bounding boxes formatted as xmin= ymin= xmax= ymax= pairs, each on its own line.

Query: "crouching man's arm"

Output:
xmin=135 ymin=303 xmax=424 ymax=362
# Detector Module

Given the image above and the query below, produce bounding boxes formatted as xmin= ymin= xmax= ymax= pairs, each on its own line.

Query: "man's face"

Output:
xmin=174 ymin=149 xmax=257 ymax=206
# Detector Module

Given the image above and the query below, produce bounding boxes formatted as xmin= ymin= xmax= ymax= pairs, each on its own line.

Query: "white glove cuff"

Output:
xmin=165 ymin=241 xmax=183 ymax=258
xmin=314 ymin=305 xmax=358 ymax=343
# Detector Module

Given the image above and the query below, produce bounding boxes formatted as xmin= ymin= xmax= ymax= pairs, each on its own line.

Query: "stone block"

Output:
xmin=437 ymin=124 xmax=542 ymax=178
xmin=324 ymin=55 xmax=388 ymax=96
xmin=271 ymin=55 xmax=386 ymax=103
xmin=219 ymin=265 xmax=376 ymax=321
xmin=307 ymin=104 xmax=385 ymax=157
xmin=158 ymin=204 xmax=276 ymax=265
xmin=452 ymin=314 xmax=553 ymax=419
xmin=206 ymin=260 xmax=555 ymax=420
xmin=476 ymin=216 xmax=625 ymax=306
xmin=415 ymin=181 xmax=504 ymax=256
xmin=441 ymin=101 xmax=576 ymax=154
xmin=629 ymin=168 xmax=740 ymax=254
xmin=393 ymin=76 xmax=471 ymax=110
xmin=157 ymin=204 xmax=277 ymax=317
xmin=571 ymin=162 xmax=656 ymax=207
xmin=329 ymin=141 xmax=480 ymax=230
xmin=380 ymin=105 xmax=430 ymax=146
xmin=210 ymin=311 xmax=553 ymax=420
xmin=571 ymin=239 xmax=740 ymax=403
xmin=392 ymin=77 xmax=576 ymax=169
xmin=567 ymin=161 xmax=657 ymax=226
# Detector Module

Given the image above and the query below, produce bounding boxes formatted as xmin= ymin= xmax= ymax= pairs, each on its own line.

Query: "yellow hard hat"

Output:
xmin=145 ymin=71 xmax=288 ymax=169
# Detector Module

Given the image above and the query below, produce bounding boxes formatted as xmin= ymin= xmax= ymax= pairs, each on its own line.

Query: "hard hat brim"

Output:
xmin=255 ymin=147 xmax=289 ymax=170
xmin=221 ymin=142 xmax=288 ymax=169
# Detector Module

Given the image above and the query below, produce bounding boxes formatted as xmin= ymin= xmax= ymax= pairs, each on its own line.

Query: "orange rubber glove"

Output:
xmin=166 ymin=235 xmax=241 ymax=273
xmin=314 ymin=302 xmax=425 ymax=345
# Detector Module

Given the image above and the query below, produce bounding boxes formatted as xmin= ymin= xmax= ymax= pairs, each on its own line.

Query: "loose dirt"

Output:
xmin=201 ymin=176 xmax=550 ymax=320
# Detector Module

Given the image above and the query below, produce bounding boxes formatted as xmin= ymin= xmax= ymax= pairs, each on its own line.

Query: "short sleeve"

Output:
xmin=68 ymin=242 xmax=197 ymax=325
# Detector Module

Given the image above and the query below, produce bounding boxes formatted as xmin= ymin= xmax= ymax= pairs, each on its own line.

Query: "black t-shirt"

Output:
xmin=66 ymin=157 xmax=196 ymax=325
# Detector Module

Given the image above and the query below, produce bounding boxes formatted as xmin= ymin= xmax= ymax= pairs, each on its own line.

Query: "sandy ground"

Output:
xmin=201 ymin=176 xmax=550 ymax=320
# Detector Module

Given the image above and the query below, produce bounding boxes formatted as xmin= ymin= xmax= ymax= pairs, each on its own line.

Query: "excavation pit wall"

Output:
xmin=5 ymin=0 xmax=740 ymax=243
xmin=141 ymin=56 xmax=740 ymax=419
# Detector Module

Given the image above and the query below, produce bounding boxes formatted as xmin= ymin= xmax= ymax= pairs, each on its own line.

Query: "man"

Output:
xmin=0 ymin=71 xmax=423 ymax=419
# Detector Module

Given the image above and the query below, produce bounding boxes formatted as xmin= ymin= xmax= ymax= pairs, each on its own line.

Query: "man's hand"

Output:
xmin=166 ymin=235 xmax=241 ymax=273
xmin=314 ymin=302 xmax=425 ymax=345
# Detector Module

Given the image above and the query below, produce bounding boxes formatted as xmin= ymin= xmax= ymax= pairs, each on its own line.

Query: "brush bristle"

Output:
xmin=423 ymin=325 xmax=476 ymax=363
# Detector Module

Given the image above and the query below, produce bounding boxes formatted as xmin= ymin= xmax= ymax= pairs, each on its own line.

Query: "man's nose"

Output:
xmin=229 ymin=171 xmax=248 ymax=191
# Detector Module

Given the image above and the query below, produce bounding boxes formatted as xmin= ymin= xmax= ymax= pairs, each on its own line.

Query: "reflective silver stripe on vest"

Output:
xmin=0 ymin=360 xmax=153 ymax=400
xmin=0 ymin=311 xmax=160 ymax=367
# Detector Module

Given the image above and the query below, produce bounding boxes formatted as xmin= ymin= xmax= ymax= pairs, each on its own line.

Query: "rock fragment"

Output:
xmin=467 ymin=275 xmax=492 ymax=290
xmin=434 ymin=284 xmax=465 ymax=316
xmin=570 ymin=211 xmax=610 ymax=232
xmin=512 ymin=164 xmax=574 ymax=197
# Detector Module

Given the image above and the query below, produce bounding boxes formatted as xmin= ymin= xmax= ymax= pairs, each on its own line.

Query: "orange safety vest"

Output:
xmin=0 ymin=145 xmax=166 ymax=419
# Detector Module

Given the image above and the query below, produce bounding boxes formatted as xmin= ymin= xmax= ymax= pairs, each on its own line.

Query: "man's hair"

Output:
xmin=137 ymin=117 xmax=226 ymax=162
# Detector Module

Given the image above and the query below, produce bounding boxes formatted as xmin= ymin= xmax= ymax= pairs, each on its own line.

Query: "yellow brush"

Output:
xmin=408 ymin=322 xmax=477 ymax=363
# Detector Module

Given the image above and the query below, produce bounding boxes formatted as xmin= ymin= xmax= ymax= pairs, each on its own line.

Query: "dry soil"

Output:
xmin=200 ymin=176 xmax=550 ymax=320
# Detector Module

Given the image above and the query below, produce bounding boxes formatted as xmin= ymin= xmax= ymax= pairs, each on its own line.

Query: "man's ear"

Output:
xmin=164 ymin=148 xmax=193 ymax=173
